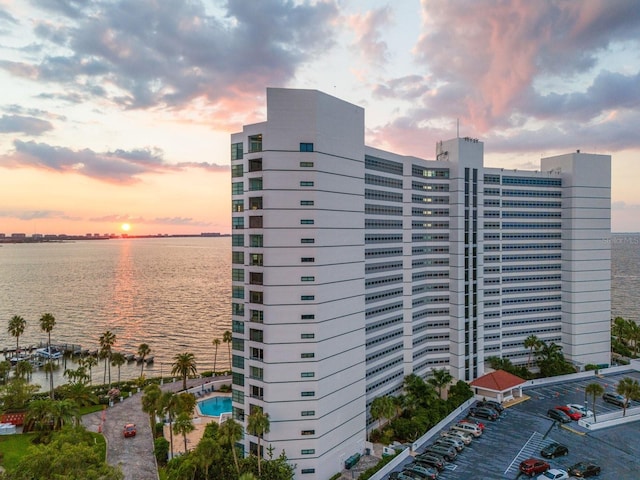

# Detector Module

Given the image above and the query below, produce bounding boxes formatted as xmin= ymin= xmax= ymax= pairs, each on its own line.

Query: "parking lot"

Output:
xmin=394 ymin=371 xmax=640 ymax=479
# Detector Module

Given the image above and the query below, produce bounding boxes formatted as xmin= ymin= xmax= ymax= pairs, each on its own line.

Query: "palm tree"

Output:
xmin=173 ymin=411 xmax=195 ymax=453
xmin=370 ymin=395 xmax=395 ymax=433
xmin=14 ymin=360 xmax=33 ymax=381
xmin=616 ymin=377 xmax=640 ymax=417
xmin=218 ymin=417 xmax=243 ymax=475
xmin=428 ymin=368 xmax=454 ymax=398
xmin=62 ymin=382 xmax=98 ymax=410
xmin=247 ymin=407 xmax=270 ymax=476
xmin=524 ymin=334 xmax=540 ymax=369
xmin=171 ymin=352 xmax=198 ymax=391
xmin=585 ymin=383 xmax=604 ymax=422
xmin=137 ymin=343 xmax=151 ymax=377
xmin=159 ymin=391 xmax=182 ymax=459
xmin=81 ymin=355 xmax=98 ymax=385
xmin=141 ymin=383 xmax=162 ymax=430
xmin=212 ymin=338 xmax=221 ymax=374
xmin=111 ymin=352 xmax=126 ymax=384
xmin=8 ymin=315 xmax=26 ymax=355
xmin=223 ymin=330 xmax=232 ymax=372
xmin=99 ymin=330 xmax=116 ymax=386
xmin=39 ymin=313 xmax=56 ymax=398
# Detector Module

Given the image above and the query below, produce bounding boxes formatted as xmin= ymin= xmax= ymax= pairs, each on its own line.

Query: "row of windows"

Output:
xmin=412 ymin=246 xmax=449 ymax=255
xmin=365 ymin=342 xmax=403 ymax=363
xmin=502 ymin=315 xmax=562 ymax=327
xmin=502 ymin=243 xmax=562 ymax=250
xmin=412 ymin=308 xmax=449 ymax=320
xmin=502 ymin=189 xmax=562 ymax=198
xmin=500 ymin=223 xmax=562 ymax=229
xmin=502 ymin=285 xmax=561 ymax=294
xmin=365 ymin=370 xmax=404 ymax=393
xmin=365 ymin=155 xmax=403 ymax=175
xmin=365 ymin=288 xmax=403 ymax=303
xmin=365 ymin=275 xmax=403 ymax=288
xmin=366 ymin=204 xmax=403 ymax=216
xmin=366 ymin=219 xmax=403 ymax=229
xmin=502 ymin=200 xmax=562 ymax=208
xmin=365 ymin=261 xmax=403 ymax=273
xmin=412 ymin=181 xmax=449 ymax=192
xmin=366 ymin=330 xmax=403 ymax=348
xmin=412 ymin=296 xmax=449 ymax=308
xmin=412 ymin=166 xmax=450 ymax=178
xmin=502 ymin=254 xmax=562 ymax=261
xmin=366 ymin=356 xmax=402 ymax=378
xmin=502 ymin=264 xmax=561 ymax=272
xmin=366 ymin=248 xmax=403 ymax=258
xmin=412 ymin=271 xmax=449 ymax=281
xmin=365 ymin=173 xmax=403 ymax=189
xmin=502 ymin=326 xmax=561 ymax=337
xmin=413 ymin=345 xmax=449 ymax=359
xmin=412 ymin=208 xmax=450 ymax=217
xmin=412 ymin=195 xmax=449 ymax=204
xmin=365 ymin=302 xmax=403 ymax=318
xmin=412 ymin=234 xmax=450 ymax=242
xmin=502 ymin=295 xmax=561 ymax=305
xmin=502 ymin=233 xmax=562 ymax=239
xmin=502 ymin=176 xmax=561 ymax=186
xmin=502 ymin=211 xmax=562 ymax=218
xmin=365 ymin=189 xmax=403 ymax=202
xmin=413 ymin=320 xmax=450 ymax=333
xmin=366 ymin=315 xmax=403 ymax=333
xmin=412 ymin=283 xmax=449 ymax=295
xmin=366 ymin=234 xmax=404 ymax=244
xmin=413 ymin=333 xmax=449 ymax=346
xmin=412 ymin=258 xmax=449 ymax=268
xmin=412 ymin=221 xmax=450 ymax=229
xmin=502 ymin=305 xmax=562 ymax=316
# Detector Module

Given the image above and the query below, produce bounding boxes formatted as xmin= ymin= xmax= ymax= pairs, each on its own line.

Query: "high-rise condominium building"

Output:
xmin=230 ymin=88 xmax=611 ymax=479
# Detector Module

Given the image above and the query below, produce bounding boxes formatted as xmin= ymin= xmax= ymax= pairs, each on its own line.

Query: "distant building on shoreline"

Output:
xmin=230 ymin=88 xmax=612 ymax=479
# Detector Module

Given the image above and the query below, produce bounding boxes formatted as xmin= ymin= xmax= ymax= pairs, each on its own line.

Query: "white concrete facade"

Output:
xmin=230 ymin=88 xmax=611 ymax=479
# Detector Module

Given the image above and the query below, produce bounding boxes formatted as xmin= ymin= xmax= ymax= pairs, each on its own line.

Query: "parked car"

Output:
xmin=602 ymin=391 xmax=629 ymax=407
xmin=536 ymin=468 xmax=569 ymax=480
xmin=540 ymin=442 xmax=569 ymax=459
xmin=554 ymin=406 xmax=582 ymax=421
xmin=566 ymin=403 xmax=593 ymax=418
xmin=435 ymin=436 xmax=464 ymax=452
xmin=519 ymin=458 xmax=550 ymax=477
xmin=476 ymin=399 xmax=505 ymax=413
xmin=404 ymin=463 xmax=438 ymax=480
xmin=415 ymin=454 xmax=445 ymax=471
xmin=469 ymin=406 xmax=499 ymax=420
xmin=123 ymin=423 xmax=136 ymax=438
xmin=425 ymin=443 xmax=457 ymax=461
xmin=451 ymin=422 xmax=482 ymax=437
xmin=458 ymin=418 xmax=485 ymax=430
xmin=547 ymin=408 xmax=572 ymax=423
xmin=567 ymin=461 xmax=601 ymax=478
xmin=442 ymin=429 xmax=472 ymax=444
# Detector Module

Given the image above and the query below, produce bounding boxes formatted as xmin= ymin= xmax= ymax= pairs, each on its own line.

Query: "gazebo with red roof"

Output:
xmin=469 ymin=369 xmax=526 ymax=403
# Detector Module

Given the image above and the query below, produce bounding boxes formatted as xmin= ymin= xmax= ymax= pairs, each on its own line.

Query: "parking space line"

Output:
xmin=503 ymin=431 xmax=544 ymax=476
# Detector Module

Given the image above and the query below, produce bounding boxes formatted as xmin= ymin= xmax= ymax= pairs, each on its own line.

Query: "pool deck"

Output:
xmin=163 ymin=382 xmax=232 ymax=457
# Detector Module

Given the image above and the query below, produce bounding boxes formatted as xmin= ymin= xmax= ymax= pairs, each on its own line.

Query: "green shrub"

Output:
xmin=328 ymin=473 xmax=342 ymax=480
xmin=154 ymin=437 xmax=170 ymax=466
xmin=357 ymin=452 xmax=397 ymax=480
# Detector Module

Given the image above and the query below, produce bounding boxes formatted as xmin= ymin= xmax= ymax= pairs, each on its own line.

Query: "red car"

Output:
xmin=555 ymin=406 xmax=582 ymax=421
xmin=123 ymin=423 xmax=136 ymax=438
xmin=519 ymin=458 xmax=550 ymax=477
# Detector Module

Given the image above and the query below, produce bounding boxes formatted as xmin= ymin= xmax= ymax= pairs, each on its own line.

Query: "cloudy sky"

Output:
xmin=1 ymin=0 xmax=639 ymax=235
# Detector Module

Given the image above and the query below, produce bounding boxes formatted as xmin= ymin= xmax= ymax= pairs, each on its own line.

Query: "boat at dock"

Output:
xmin=35 ymin=347 xmax=63 ymax=360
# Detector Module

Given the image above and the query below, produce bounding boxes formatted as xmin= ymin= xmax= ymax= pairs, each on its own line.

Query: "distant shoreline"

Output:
xmin=0 ymin=233 xmax=230 ymax=244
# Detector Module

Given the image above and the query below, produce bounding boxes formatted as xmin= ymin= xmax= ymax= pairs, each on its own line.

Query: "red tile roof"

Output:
xmin=470 ymin=370 xmax=525 ymax=391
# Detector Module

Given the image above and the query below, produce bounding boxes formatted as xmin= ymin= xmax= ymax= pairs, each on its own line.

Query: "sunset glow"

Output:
xmin=121 ymin=223 xmax=131 ymax=232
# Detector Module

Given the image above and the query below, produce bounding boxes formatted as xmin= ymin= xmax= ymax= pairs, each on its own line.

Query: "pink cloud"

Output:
xmin=347 ymin=6 xmax=393 ymax=68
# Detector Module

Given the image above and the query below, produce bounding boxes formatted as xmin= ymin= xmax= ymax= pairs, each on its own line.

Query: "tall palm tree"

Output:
xmin=141 ymin=383 xmax=162 ymax=430
xmin=212 ymin=338 xmax=221 ymax=374
xmin=222 ymin=331 xmax=233 ymax=373
xmin=137 ymin=343 xmax=151 ymax=377
xmin=218 ymin=417 xmax=243 ymax=475
xmin=39 ymin=313 xmax=56 ymax=398
xmin=111 ymin=352 xmax=126 ymax=384
xmin=171 ymin=352 xmax=198 ymax=391
xmin=159 ymin=391 xmax=182 ymax=459
xmin=173 ymin=411 xmax=195 ymax=453
xmin=370 ymin=395 xmax=395 ymax=432
xmin=14 ymin=360 xmax=33 ymax=382
xmin=616 ymin=377 xmax=640 ymax=417
xmin=428 ymin=368 xmax=454 ymax=398
xmin=98 ymin=330 xmax=116 ymax=386
xmin=247 ymin=407 xmax=270 ymax=476
xmin=585 ymin=382 xmax=604 ymax=422
xmin=8 ymin=315 xmax=26 ymax=355
xmin=81 ymin=355 xmax=98 ymax=385
xmin=524 ymin=334 xmax=540 ymax=369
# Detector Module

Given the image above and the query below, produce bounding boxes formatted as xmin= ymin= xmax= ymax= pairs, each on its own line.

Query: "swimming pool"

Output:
xmin=198 ymin=396 xmax=232 ymax=417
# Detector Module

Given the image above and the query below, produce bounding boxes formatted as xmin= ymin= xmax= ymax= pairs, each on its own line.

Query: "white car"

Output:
xmin=566 ymin=403 xmax=594 ymax=418
xmin=537 ymin=468 xmax=569 ymax=480
xmin=441 ymin=430 xmax=472 ymax=444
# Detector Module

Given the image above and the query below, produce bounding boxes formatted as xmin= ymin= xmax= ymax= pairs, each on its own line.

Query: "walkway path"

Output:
xmin=82 ymin=377 xmax=224 ymax=480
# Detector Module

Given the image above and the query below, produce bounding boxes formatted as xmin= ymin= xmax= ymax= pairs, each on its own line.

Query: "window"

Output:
xmin=232 ymin=182 xmax=243 ymax=195
xmin=231 ymin=303 xmax=244 ymax=316
xmin=250 ymin=253 xmax=263 ymax=266
xmin=250 ymin=291 xmax=263 ymax=304
xmin=232 ymin=354 xmax=244 ymax=368
xmin=248 ymin=134 xmax=262 ymax=153
xmin=300 ymin=181 xmax=314 ymax=187
xmin=249 ymin=216 xmax=263 ymax=228
xmin=250 ymin=329 xmax=263 ymax=342
xmin=301 ymin=314 xmax=315 ymax=320
xmin=301 ymin=411 xmax=315 ymax=416
xmin=301 ymin=333 xmax=315 ymax=339
xmin=249 ymin=272 xmax=263 ymax=285
xmin=232 ymin=389 xmax=244 ymax=403
xmin=301 ymin=449 xmax=315 ymax=455
xmin=231 ymin=164 xmax=243 ymax=178
xmin=250 ymin=310 xmax=263 ymax=323
xmin=300 ymin=200 xmax=314 ymax=206
xmin=250 ymin=366 xmax=263 ymax=380
xmin=232 ymin=268 xmax=244 ymax=282
xmin=232 ymin=338 xmax=244 ymax=351
xmin=232 ymin=199 xmax=244 ymax=212
xmin=300 ymin=143 xmax=314 ymax=152
xmin=250 ymin=235 xmax=263 ymax=247
xmin=300 ymin=161 xmax=314 ymax=167
xmin=301 ymin=295 xmax=315 ymax=301
xmin=232 ymin=286 xmax=244 ymax=299
xmin=301 ymin=430 xmax=315 ymax=435
xmin=301 ymin=391 xmax=315 ymax=397
xmin=232 ymin=251 xmax=244 ymax=264
xmin=301 ymin=353 xmax=315 ymax=358
xmin=232 ymin=217 xmax=244 ymax=229
xmin=231 ymin=142 xmax=243 ymax=160
xmin=232 ymin=372 xmax=244 ymax=386
xmin=301 ymin=257 xmax=315 ymax=263
xmin=301 ymin=469 xmax=315 ymax=474
xmin=300 ymin=219 xmax=314 ymax=225
xmin=249 ymin=178 xmax=263 ymax=191
xmin=249 ymin=197 xmax=263 ymax=210
xmin=248 ymin=158 xmax=262 ymax=172
xmin=232 ymin=234 xmax=244 ymax=246
xmin=250 ymin=385 xmax=264 ymax=399
xmin=232 ymin=320 xmax=244 ymax=334
xmin=301 ymin=372 xmax=315 ymax=378
xmin=250 ymin=347 xmax=263 ymax=361
xmin=301 ymin=238 xmax=314 ymax=244
xmin=301 ymin=276 xmax=315 ymax=282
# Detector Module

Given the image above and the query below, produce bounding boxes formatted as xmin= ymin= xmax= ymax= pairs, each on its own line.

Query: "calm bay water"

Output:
xmin=0 ymin=233 xmax=638 ymax=389
xmin=0 ymin=237 xmax=231 ymax=386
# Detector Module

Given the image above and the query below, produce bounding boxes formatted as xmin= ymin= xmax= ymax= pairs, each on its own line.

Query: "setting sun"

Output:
xmin=121 ymin=223 xmax=131 ymax=232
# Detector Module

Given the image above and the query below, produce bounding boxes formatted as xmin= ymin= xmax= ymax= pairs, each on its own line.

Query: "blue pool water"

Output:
xmin=198 ymin=396 xmax=232 ymax=417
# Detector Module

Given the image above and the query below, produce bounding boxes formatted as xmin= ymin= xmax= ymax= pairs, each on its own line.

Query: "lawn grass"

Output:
xmin=0 ymin=433 xmax=36 ymax=471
